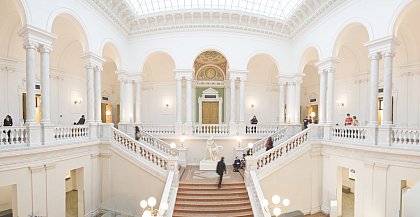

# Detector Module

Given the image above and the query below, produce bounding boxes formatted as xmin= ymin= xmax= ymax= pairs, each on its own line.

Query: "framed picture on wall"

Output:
xmin=349 ymin=168 xmax=356 ymax=181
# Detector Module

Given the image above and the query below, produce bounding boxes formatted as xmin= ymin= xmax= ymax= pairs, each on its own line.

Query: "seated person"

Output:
xmin=233 ymin=156 xmax=241 ymax=172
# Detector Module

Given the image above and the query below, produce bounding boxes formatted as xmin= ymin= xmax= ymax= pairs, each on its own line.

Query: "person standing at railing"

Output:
xmin=135 ymin=126 xmax=142 ymax=140
xmin=352 ymin=116 xmax=359 ymax=126
xmin=250 ymin=115 xmax=258 ymax=133
xmin=264 ymin=136 xmax=273 ymax=151
xmin=3 ymin=115 xmax=13 ymax=143
xmin=344 ymin=113 xmax=353 ymax=126
xmin=74 ymin=115 xmax=85 ymax=125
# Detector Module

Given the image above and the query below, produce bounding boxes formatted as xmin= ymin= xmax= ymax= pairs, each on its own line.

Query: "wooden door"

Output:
xmin=101 ymin=103 xmax=107 ymax=123
xmin=202 ymin=102 xmax=219 ymax=124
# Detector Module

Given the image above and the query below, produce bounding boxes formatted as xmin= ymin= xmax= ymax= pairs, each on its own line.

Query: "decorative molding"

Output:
xmin=81 ymin=52 xmax=106 ymax=67
xmin=364 ymin=36 xmax=400 ymax=55
xmin=17 ymin=25 xmax=57 ymax=47
xmin=89 ymin=0 xmax=345 ymax=39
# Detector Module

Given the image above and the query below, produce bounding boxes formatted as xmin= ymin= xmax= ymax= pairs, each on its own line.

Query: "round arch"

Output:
xmin=139 ymin=49 xmax=177 ymax=74
xmin=298 ymin=46 xmax=321 ymax=73
xmin=101 ymin=40 xmax=122 ymax=70
xmin=389 ymin=0 xmax=420 ymax=36
xmin=192 ymin=48 xmax=230 ymax=69
xmin=14 ymin=0 xmax=29 ymax=26
xmin=331 ymin=20 xmax=373 ymax=57
xmin=246 ymin=52 xmax=280 ymax=75
xmin=47 ymin=8 xmax=89 ymax=52
xmin=141 ymin=51 xmax=176 ymax=82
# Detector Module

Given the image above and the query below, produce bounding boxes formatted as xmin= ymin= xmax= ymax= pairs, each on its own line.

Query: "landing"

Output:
xmin=180 ymin=165 xmax=244 ymax=184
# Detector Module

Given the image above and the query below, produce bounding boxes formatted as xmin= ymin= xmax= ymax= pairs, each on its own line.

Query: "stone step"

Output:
xmin=173 ymin=205 xmax=252 ymax=213
xmin=178 ymin=185 xmax=246 ymax=191
xmin=177 ymin=189 xmax=248 ymax=196
xmin=172 ymin=210 xmax=254 ymax=217
xmin=176 ymin=194 xmax=250 ymax=201
xmin=175 ymin=200 xmax=251 ymax=207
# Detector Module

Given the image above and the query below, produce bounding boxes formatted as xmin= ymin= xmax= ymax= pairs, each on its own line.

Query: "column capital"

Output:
xmin=81 ymin=52 xmax=105 ymax=68
xmin=364 ymin=36 xmax=399 ymax=55
xmin=368 ymin=52 xmax=381 ymax=60
xmin=315 ymin=57 xmax=340 ymax=73
xmin=174 ymin=68 xmax=194 ymax=80
xmin=18 ymin=25 xmax=56 ymax=49
xmin=228 ymin=69 xmax=248 ymax=79
xmin=116 ymin=70 xmax=129 ymax=81
xmin=38 ymin=44 xmax=53 ymax=53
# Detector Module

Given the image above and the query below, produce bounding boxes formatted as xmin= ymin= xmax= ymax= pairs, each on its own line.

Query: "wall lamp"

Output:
xmin=73 ymin=98 xmax=82 ymax=104
xmin=336 ymin=100 xmax=344 ymax=107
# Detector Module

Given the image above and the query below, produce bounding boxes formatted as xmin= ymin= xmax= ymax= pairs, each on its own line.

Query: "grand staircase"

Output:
xmin=173 ymin=181 xmax=253 ymax=217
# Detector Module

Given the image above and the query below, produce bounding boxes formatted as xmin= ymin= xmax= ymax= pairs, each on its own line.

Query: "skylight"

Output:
xmin=126 ymin=0 xmax=304 ymax=20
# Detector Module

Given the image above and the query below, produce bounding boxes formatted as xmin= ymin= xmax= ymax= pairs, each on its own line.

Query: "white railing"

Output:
xmin=54 ymin=125 xmax=89 ymax=140
xmin=256 ymin=128 xmax=310 ymax=170
xmin=392 ymin=128 xmax=420 ymax=146
xmin=251 ymin=127 xmax=287 ymax=155
xmin=246 ymin=124 xmax=283 ymax=135
xmin=111 ymin=127 xmax=168 ymax=170
xmin=193 ymin=124 xmax=229 ymax=135
xmin=247 ymin=170 xmax=271 ymax=217
xmin=0 ymin=126 xmax=28 ymax=146
xmin=141 ymin=124 xmax=176 ymax=135
xmin=331 ymin=126 xmax=367 ymax=142
xmin=159 ymin=170 xmax=179 ymax=217
xmin=138 ymin=129 xmax=175 ymax=156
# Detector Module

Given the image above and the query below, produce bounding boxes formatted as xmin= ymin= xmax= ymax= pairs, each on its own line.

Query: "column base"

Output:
xmin=88 ymin=123 xmax=98 ymax=139
xmin=238 ymin=122 xmax=246 ymax=135
xmin=377 ymin=125 xmax=392 ymax=146
xmin=229 ymin=122 xmax=237 ymax=135
xmin=184 ymin=122 xmax=193 ymax=136
xmin=175 ymin=122 xmax=184 ymax=135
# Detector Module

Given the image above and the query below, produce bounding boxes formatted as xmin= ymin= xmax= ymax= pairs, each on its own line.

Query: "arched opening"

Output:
xmin=101 ymin=42 xmax=120 ymax=126
xmin=246 ymin=54 xmax=279 ymax=123
xmin=193 ymin=50 xmax=228 ymax=124
xmin=141 ymin=52 xmax=176 ymax=123
xmin=333 ymin=23 xmax=370 ymax=126
xmin=300 ymin=47 xmax=320 ymax=124
xmin=392 ymin=2 xmax=420 ymax=127
xmin=0 ymin=0 xmax=26 ymax=126
xmin=49 ymin=13 xmax=89 ymax=126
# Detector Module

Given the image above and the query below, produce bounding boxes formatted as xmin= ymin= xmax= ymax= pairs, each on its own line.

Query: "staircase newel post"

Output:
xmin=168 ymin=156 xmax=179 ymax=186
xmin=244 ymin=156 xmax=257 ymax=187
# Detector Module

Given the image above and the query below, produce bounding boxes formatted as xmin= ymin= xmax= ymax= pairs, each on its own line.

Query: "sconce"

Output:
xmin=250 ymin=103 xmax=255 ymax=108
xmin=73 ymin=98 xmax=82 ymax=105
xmin=336 ymin=100 xmax=344 ymax=107
xmin=170 ymin=142 xmax=177 ymax=156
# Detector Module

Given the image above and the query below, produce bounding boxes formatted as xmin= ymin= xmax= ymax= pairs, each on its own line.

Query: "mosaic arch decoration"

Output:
xmin=194 ymin=50 xmax=227 ymax=81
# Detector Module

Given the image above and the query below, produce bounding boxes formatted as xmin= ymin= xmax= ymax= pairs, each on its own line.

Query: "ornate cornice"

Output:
xmin=89 ymin=0 xmax=346 ymax=39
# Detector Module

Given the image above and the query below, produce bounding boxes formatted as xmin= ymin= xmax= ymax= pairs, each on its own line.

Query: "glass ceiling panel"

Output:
xmin=126 ymin=0 xmax=304 ymax=20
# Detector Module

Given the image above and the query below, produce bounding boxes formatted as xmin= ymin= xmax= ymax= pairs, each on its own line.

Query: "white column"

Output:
xmin=135 ymin=78 xmax=142 ymax=123
xmin=125 ymin=80 xmax=133 ymax=123
xmin=318 ymin=70 xmax=326 ymax=124
xmin=286 ymin=82 xmax=295 ymax=123
xmin=94 ymin=66 xmax=102 ymax=123
xmin=294 ymin=80 xmax=301 ymax=124
xmin=239 ymin=77 xmax=246 ymax=123
xmin=186 ymin=77 xmax=192 ymax=123
xmin=326 ymin=68 xmax=335 ymax=124
xmin=39 ymin=45 xmax=51 ymax=124
xmin=382 ymin=51 xmax=394 ymax=126
xmin=24 ymin=42 xmax=37 ymax=124
xmin=230 ymin=77 xmax=236 ymax=123
xmin=176 ymin=78 xmax=182 ymax=123
xmin=119 ymin=79 xmax=126 ymax=123
xmin=278 ymin=82 xmax=285 ymax=123
xmin=86 ymin=64 xmax=95 ymax=123
xmin=368 ymin=53 xmax=380 ymax=126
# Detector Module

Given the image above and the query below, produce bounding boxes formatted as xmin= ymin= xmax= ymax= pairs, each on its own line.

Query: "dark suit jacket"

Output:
xmin=3 ymin=119 xmax=12 ymax=126
xmin=216 ymin=160 xmax=226 ymax=175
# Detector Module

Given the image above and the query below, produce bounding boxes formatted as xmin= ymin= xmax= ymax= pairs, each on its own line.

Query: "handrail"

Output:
xmin=392 ymin=128 xmax=420 ymax=146
xmin=159 ymin=170 xmax=178 ymax=217
xmin=248 ymin=171 xmax=271 ymax=217
xmin=141 ymin=124 xmax=176 ymax=134
xmin=137 ymin=128 xmax=177 ymax=156
xmin=54 ymin=125 xmax=89 ymax=140
xmin=251 ymin=127 xmax=287 ymax=155
xmin=245 ymin=124 xmax=283 ymax=135
xmin=255 ymin=127 xmax=310 ymax=170
xmin=331 ymin=126 xmax=367 ymax=141
xmin=111 ymin=127 xmax=169 ymax=170
xmin=193 ymin=124 xmax=230 ymax=135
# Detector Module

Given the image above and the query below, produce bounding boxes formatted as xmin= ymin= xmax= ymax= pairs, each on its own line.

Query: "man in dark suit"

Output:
xmin=233 ymin=156 xmax=241 ymax=172
xmin=216 ymin=157 xmax=226 ymax=189
xmin=76 ymin=115 xmax=85 ymax=125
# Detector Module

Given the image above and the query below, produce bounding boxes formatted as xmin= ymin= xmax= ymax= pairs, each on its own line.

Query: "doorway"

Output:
xmin=378 ymin=96 xmax=394 ymax=125
xmin=305 ymin=104 xmax=318 ymax=124
xmin=101 ymin=103 xmax=113 ymax=123
xmin=0 ymin=185 xmax=17 ymax=217
xmin=22 ymin=93 xmax=41 ymax=123
xmin=65 ymin=168 xmax=84 ymax=217
xmin=202 ymin=102 xmax=219 ymax=124
xmin=338 ymin=167 xmax=355 ymax=217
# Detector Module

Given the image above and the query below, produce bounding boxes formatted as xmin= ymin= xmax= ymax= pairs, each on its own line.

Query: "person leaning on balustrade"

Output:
xmin=3 ymin=115 xmax=13 ymax=143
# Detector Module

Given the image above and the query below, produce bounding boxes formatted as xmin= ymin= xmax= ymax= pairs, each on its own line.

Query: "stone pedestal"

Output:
xmin=199 ymin=160 xmax=217 ymax=171
xmin=27 ymin=124 xmax=42 ymax=146
xmin=377 ymin=125 xmax=392 ymax=146
xmin=175 ymin=122 xmax=184 ymax=135
xmin=41 ymin=123 xmax=55 ymax=145
xmin=184 ymin=122 xmax=193 ymax=136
